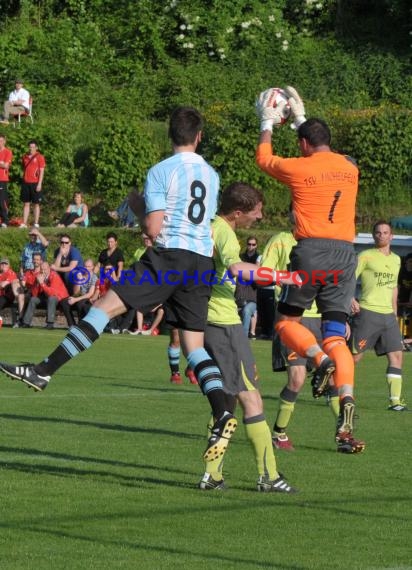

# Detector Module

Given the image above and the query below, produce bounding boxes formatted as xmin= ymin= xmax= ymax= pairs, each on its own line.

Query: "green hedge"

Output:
xmin=0 ymin=2 xmax=410 ymax=227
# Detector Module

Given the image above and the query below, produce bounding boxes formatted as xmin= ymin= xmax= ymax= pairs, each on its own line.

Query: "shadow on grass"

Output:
xmin=0 ymin=520 xmax=305 ymax=569
xmin=112 ymin=382 xmax=200 ymax=393
xmin=0 ymin=445 xmax=195 ymax=475
xmin=0 ymin=413 xmax=203 ymax=441
xmin=0 ymin=459 xmax=197 ymax=490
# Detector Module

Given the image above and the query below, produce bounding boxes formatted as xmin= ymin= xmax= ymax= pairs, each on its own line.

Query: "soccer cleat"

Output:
xmin=203 ymin=413 xmax=237 ymax=461
xmin=388 ymin=400 xmax=408 ymax=412
xmin=185 ymin=367 xmax=198 ymax=385
xmin=257 ymin=474 xmax=298 ymax=494
xmin=311 ymin=356 xmax=335 ymax=399
xmin=170 ymin=372 xmax=183 ymax=385
xmin=110 ymin=328 xmax=120 ymax=335
xmin=128 ymin=329 xmax=143 ymax=335
xmin=272 ymin=433 xmax=295 ymax=451
xmin=0 ymin=363 xmax=50 ymax=392
xmin=336 ymin=431 xmax=366 ymax=454
xmin=198 ymin=472 xmax=225 ymax=490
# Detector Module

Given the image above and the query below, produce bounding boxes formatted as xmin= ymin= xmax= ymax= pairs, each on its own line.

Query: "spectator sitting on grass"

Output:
xmin=57 ymin=192 xmax=89 ymax=228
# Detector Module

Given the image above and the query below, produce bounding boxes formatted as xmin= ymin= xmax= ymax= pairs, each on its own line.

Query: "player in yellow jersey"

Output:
xmin=259 ymin=219 xmax=340 ymax=451
xmin=350 ymin=221 xmax=407 ymax=411
xmin=255 ymin=86 xmax=365 ymax=453
xmin=199 ymin=182 xmax=301 ymax=493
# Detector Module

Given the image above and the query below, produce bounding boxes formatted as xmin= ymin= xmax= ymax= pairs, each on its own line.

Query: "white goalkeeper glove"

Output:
xmin=284 ymin=86 xmax=306 ymax=129
xmin=256 ymin=88 xmax=289 ymax=132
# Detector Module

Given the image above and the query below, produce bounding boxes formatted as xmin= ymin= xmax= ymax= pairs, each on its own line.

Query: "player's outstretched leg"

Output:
xmin=0 ymin=307 xmax=109 ymax=391
xmin=0 ymin=363 xmax=50 ymax=392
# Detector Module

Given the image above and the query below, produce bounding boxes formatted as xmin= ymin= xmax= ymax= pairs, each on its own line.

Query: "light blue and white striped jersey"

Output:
xmin=144 ymin=151 xmax=219 ymax=257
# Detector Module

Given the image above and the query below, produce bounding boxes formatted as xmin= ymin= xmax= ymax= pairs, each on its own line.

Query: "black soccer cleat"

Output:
xmin=198 ymin=473 xmax=226 ymax=490
xmin=336 ymin=431 xmax=366 ymax=454
xmin=0 ymin=363 xmax=50 ymax=392
xmin=311 ymin=356 xmax=335 ymax=399
xmin=257 ymin=474 xmax=299 ymax=494
xmin=203 ymin=413 xmax=237 ymax=461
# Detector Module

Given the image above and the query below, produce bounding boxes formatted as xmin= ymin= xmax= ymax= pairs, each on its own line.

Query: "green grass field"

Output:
xmin=0 ymin=329 xmax=411 ymax=570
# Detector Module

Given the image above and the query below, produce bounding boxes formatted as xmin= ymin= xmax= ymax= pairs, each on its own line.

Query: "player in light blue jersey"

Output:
xmin=145 ymin=150 xmax=219 ymax=257
xmin=0 ymin=107 xmax=237 ymax=462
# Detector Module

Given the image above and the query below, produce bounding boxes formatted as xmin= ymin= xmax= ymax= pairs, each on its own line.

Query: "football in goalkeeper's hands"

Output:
xmin=259 ymin=87 xmax=291 ymax=125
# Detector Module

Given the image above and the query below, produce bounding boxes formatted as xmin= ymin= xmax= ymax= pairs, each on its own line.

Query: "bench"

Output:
xmin=1 ymin=304 xmax=69 ymax=329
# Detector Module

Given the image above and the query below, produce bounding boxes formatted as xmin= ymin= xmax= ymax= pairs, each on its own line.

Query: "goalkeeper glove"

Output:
xmin=284 ymin=86 xmax=306 ymax=129
xmin=256 ymin=88 xmax=289 ymax=132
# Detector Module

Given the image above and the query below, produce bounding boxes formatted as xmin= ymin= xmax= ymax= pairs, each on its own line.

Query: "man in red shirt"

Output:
xmin=21 ymin=261 xmax=74 ymax=329
xmin=0 ymin=134 xmax=12 ymax=228
xmin=0 ymin=259 xmax=17 ymax=318
xmin=20 ymin=140 xmax=46 ymax=229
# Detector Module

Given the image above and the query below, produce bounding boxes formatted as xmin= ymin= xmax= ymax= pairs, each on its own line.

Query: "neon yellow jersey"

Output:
xmin=207 ymin=216 xmax=242 ymax=326
xmin=356 ymin=248 xmax=401 ymax=314
xmin=133 ymin=247 xmax=146 ymax=261
xmin=259 ymin=230 xmax=318 ymax=317
xmin=260 ymin=231 xmax=296 ymax=301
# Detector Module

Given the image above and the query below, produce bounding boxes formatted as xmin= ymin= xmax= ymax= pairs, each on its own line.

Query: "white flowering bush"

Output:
xmin=161 ymin=0 xmax=292 ymax=61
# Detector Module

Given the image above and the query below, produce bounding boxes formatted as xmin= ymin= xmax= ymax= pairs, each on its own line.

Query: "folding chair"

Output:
xmin=13 ymin=97 xmax=33 ymax=127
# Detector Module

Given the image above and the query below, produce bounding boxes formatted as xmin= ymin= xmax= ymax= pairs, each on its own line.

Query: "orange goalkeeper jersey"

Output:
xmin=256 ymin=143 xmax=358 ymax=242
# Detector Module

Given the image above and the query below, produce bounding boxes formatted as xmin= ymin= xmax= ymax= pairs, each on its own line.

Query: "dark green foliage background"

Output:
xmin=0 ymin=0 xmax=410 ymax=228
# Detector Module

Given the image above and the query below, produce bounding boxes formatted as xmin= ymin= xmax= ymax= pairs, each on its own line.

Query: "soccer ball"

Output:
xmin=267 ymin=87 xmax=291 ymax=124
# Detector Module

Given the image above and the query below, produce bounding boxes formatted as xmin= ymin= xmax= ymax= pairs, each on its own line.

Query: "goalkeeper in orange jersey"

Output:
xmin=255 ymin=86 xmax=365 ymax=453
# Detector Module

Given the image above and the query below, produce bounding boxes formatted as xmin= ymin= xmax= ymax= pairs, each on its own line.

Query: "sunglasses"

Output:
xmin=60 ymin=240 xmax=70 ymax=244
xmin=247 ymin=243 xmax=257 ymax=246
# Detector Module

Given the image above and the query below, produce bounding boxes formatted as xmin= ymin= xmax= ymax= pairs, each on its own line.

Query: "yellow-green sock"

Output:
xmin=274 ymin=386 xmax=298 ymax=433
xmin=328 ymin=387 xmax=340 ymax=418
xmin=329 ymin=395 xmax=340 ymax=418
xmin=245 ymin=415 xmax=278 ymax=480
xmin=203 ymin=456 xmax=224 ymax=481
xmin=387 ymin=367 xmax=402 ymax=404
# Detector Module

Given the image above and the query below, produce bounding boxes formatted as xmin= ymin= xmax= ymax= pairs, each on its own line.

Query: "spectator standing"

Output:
xmin=350 ymin=221 xmax=407 ymax=411
xmin=57 ymin=191 xmax=89 ymax=228
xmin=241 ymin=236 xmax=260 ymax=264
xmin=52 ymin=234 xmax=83 ymax=295
xmin=20 ymin=140 xmax=46 ymax=228
xmin=96 ymin=232 xmax=124 ymax=281
xmin=20 ymin=227 xmax=49 ymax=272
xmin=237 ymin=236 xmax=259 ymax=338
xmin=235 ymin=280 xmax=257 ymax=339
xmin=0 ymin=133 xmax=12 ymax=227
xmin=0 ymin=79 xmax=30 ymax=125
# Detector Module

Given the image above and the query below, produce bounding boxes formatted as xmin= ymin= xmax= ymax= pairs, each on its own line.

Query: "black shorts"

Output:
xmin=20 ymin=183 xmax=43 ymax=204
xmin=350 ymin=308 xmax=403 ymax=356
xmin=280 ymin=238 xmax=356 ymax=315
xmin=112 ymin=247 xmax=214 ymax=332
